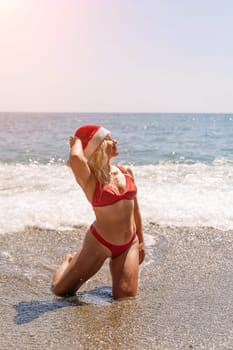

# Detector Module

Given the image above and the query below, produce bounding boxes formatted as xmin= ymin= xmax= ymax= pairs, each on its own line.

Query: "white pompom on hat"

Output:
xmin=74 ymin=125 xmax=110 ymax=159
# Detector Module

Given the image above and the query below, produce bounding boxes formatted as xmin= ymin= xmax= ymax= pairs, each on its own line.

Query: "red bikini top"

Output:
xmin=92 ymin=165 xmax=137 ymax=207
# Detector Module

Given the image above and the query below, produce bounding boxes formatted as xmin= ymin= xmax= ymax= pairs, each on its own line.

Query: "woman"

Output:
xmin=52 ymin=125 xmax=145 ymax=300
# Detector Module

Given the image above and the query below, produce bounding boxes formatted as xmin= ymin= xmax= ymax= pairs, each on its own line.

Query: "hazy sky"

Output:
xmin=0 ymin=0 xmax=233 ymax=113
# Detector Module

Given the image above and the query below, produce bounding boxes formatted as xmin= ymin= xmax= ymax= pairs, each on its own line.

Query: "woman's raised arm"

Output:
xmin=68 ymin=137 xmax=92 ymax=190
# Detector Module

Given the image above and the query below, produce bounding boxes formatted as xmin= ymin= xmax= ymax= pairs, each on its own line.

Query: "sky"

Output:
xmin=0 ymin=0 xmax=233 ymax=113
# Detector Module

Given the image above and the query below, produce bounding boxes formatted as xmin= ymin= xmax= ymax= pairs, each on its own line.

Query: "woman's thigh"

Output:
xmin=109 ymin=238 xmax=139 ymax=300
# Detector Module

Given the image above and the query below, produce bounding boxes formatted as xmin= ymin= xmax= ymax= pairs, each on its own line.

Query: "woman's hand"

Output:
xmin=139 ymin=241 xmax=146 ymax=264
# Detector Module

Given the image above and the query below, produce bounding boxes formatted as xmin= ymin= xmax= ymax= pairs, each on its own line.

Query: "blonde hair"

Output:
xmin=88 ymin=140 xmax=110 ymax=184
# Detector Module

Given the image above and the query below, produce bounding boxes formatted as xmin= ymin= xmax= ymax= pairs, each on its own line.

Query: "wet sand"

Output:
xmin=1 ymin=224 xmax=233 ymax=349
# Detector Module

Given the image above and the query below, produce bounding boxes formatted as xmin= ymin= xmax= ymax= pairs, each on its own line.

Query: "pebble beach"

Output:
xmin=1 ymin=223 xmax=233 ymax=349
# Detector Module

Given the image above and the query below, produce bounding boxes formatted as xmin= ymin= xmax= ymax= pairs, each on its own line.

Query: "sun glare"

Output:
xmin=0 ymin=0 xmax=18 ymax=8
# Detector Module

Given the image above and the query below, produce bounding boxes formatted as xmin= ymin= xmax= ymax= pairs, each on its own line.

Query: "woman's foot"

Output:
xmin=63 ymin=254 xmax=73 ymax=264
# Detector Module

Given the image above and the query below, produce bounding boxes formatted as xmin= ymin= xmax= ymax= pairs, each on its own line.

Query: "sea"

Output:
xmin=1 ymin=112 xmax=233 ymax=234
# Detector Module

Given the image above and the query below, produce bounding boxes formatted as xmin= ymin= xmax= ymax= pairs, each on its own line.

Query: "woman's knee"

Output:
xmin=51 ymin=281 xmax=67 ymax=296
xmin=51 ymin=281 xmax=77 ymax=297
xmin=51 ymin=282 xmax=64 ymax=296
xmin=113 ymin=279 xmax=138 ymax=300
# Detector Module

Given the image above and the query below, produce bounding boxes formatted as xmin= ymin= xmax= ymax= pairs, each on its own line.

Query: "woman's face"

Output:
xmin=104 ymin=134 xmax=118 ymax=158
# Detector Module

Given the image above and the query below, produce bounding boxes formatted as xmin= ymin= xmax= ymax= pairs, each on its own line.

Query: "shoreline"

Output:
xmin=1 ymin=224 xmax=233 ymax=349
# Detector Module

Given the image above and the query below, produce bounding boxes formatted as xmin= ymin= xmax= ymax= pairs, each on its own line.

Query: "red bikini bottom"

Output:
xmin=90 ymin=224 xmax=136 ymax=258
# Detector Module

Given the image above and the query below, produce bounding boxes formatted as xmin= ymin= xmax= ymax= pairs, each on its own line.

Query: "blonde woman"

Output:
xmin=52 ymin=125 xmax=145 ymax=300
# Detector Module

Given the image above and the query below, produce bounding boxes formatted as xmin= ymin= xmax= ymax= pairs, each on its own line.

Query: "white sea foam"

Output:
xmin=0 ymin=161 xmax=233 ymax=234
xmin=134 ymin=160 xmax=233 ymax=231
xmin=0 ymin=164 xmax=94 ymax=234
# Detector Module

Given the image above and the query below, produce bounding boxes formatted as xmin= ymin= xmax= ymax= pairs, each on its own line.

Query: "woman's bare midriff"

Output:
xmin=93 ymin=199 xmax=136 ymax=245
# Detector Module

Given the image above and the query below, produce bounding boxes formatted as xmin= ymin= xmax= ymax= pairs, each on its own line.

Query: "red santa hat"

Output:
xmin=74 ymin=125 xmax=110 ymax=159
